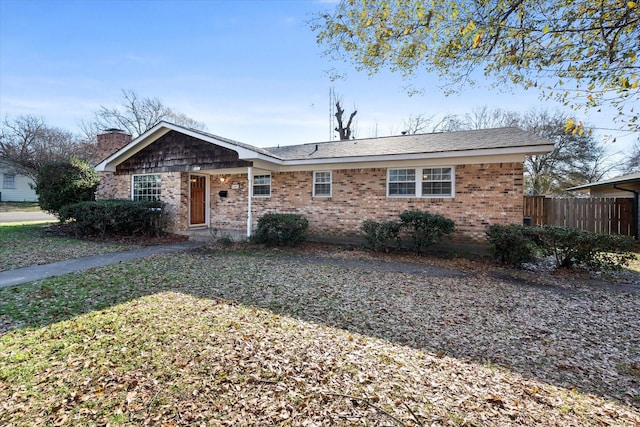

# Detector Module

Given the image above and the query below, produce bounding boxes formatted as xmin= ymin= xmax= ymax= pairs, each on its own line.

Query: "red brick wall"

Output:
xmin=95 ymin=131 xmax=132 ymax=165
xmin=210 ymin=162 xmax=524 ymax=242
xmin=95 ymin=173 xmax=129 ymax=200
xmin=98 ymin=162 xmax=524 ymax=241
xmin=96 ymin=171 xmax=187 ymax=232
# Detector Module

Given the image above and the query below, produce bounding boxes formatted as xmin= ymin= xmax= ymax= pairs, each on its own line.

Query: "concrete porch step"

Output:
xmin=177 ymin=227 xmax=248 ymax=243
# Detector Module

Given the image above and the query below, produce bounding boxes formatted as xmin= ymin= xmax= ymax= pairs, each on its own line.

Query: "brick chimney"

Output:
xmin=94 ymin=129 xmax=132 ymax=165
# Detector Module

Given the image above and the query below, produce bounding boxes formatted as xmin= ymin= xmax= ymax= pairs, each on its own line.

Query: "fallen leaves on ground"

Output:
xmin=0 ymin=223 xmax=186 ymax=272
xmin=1 ymin=247 xmax=639 ymax=426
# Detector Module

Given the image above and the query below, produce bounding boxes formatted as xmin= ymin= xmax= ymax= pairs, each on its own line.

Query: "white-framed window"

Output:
xmin=132 ymin=174 xmax=161 ymax=201
xmin=313 ymin=171 xmax=332 ymax=197
xmin=387 ymin=167 xmax=454 ymax=198
xmin=388 ymin=169 xmax=416 ymax=196
xmin=253 ymin=174 xmax=271 ymax=197
xmin=421 ymin=167 xmax=453 ymax=197
xmin=3 ymin=174 xmax=16 ymax=189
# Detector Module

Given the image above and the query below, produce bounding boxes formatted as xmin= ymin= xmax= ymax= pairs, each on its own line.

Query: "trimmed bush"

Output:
xmin=534 ymin=225 xmax=636 ymax=271
xmin=486 ymin=223 xmax=636 ymax=271
xmin=35 ymin=157 xmax=99 ymax=216
xmin=59 ymin=199 xmax=166 ymax=237
xmin=361 ymin=210 xmax=455 ymax=253
xmin=361 ymin=220 xmax=402 ymax=251
xmin=399 ymin=210 xmax=455 ymax=252
xmin=486 ymin=224 xmax=539 ymax=266
xmin=251 ymin=213 xmax=309 ymax=246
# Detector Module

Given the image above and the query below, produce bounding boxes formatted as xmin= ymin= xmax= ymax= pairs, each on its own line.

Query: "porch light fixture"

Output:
xmin=219 ymin=177 xmax=226 ymax=183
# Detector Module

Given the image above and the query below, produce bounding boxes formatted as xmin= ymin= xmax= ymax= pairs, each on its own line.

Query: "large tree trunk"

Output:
xmin=334 ymin=101 xmax=357 ymax=140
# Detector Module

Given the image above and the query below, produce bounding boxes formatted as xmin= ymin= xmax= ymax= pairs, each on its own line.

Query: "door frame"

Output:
xmin=188 ymin=173 xmax=210 ymax=227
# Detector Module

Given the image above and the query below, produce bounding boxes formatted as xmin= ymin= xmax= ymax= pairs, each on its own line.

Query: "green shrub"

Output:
xmin=59 ymin=199 xmax=166 ymax=237
xmin=486 ymin=224 xmax=539 ymax=266
xmin=589 ymin=233 xmax=637 ymax=271
xmin=361 ymin=210 xmax=455 ymax=252
xmin=360 ymin=220 xmax=402 ymax=251
xmin=251 ymin=213 xmax=309 ymax=246
xmin=534 ymin=225 xmax=636 ymax=270
xmin=35 ymin=157 xmax=99 ymax=216
xmin=486 ymin=223 xmax=636 ymax=271
xmin=399 ymin=210 xmax=455 ymax=252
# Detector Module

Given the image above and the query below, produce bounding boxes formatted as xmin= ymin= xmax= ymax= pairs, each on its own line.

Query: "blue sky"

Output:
xmin=0 ymin=0 xmax=633 ymax=165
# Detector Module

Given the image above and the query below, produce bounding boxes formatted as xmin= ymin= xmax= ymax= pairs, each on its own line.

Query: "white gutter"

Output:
xmin=245 ymin=144 xmax=555 ymax=167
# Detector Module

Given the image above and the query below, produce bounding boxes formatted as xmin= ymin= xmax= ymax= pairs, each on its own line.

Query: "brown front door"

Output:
xmin=190 ymin=175 xmax=206 ymax=225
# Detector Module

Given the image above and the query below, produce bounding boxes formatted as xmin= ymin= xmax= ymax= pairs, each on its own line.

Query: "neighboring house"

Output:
xmin=567 ymin=172 xmax=640 ymax=240
xmin=95 ymin=122 xmax=554 ymax=243
xmin=0 ymin=161 xmax=38 ymax=202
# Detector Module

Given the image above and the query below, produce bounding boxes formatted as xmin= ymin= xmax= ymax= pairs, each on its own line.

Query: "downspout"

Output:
xmin=247 ymin=166 xmax=253 ymax=238
xmin=614 ymin=184 xmax=639 ymax=240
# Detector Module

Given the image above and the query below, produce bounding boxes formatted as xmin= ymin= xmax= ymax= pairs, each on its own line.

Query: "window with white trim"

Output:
xmin=313 ymin=171 xmax=332 ymax=197
xmin=388 ymin=169 xmax=416 ymax=196
xmin=253 ymin=174 xmax=271 ymax=197
xmin=421 ymin=167 xmax=453 ymax=196
xmin=132 ymin=174 xmax=161 ymax=201
xmin=387 ymin=167 xmax=454 ymax=198
xmin=3 ymin=174 xmax=16 ymax=189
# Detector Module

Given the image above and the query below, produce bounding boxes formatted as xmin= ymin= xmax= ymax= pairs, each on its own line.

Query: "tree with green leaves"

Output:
xmin=512 ymin=109 xmax=614 ymax=195
xmin=312 ymin=1 xmax=639 ymax=132
xmin=35 ymin=157 xmax=99 ymax=216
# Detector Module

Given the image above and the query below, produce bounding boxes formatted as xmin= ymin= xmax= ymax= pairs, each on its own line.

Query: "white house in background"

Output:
xmin=0 ymin=161 xmax=38 ymax=202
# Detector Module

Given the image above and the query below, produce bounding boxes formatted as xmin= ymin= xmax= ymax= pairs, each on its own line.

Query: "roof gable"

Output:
xmin=96 ymin=121 xmax=278 ymax=172
xmin=116 ymin=130 xmax=251 ymax=174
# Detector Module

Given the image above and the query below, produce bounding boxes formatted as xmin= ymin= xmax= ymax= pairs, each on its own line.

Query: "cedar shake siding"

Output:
xmin=116 ymin=130 xmax=251 ymax=174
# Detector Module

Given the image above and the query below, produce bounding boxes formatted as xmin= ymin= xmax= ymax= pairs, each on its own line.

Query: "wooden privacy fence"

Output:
xmin=523 ymin=196 xmax=635 ymax=236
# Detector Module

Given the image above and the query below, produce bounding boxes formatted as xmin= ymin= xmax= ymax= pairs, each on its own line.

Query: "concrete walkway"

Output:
xmin=0 ymin=211 xmax=58 ymax=223
xmin=0 ymin=241 xmax=204 ymax=288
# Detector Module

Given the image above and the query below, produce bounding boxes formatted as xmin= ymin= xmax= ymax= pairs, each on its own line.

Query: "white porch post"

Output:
xmin=247 ymin=166 xmax=253 ymax=237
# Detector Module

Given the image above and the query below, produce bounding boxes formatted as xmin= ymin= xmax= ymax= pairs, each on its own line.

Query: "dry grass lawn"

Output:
xmin=1 ymin=243 xmax=639 ymax=426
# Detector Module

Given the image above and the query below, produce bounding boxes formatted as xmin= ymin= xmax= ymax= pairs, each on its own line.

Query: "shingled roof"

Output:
xmin=567 ymin=172 xmax=640 ymax=191
xmin=263 ymin=127 xmax=552 ymax=160
xmin=97 ymin=123 xmax=554 ymax=173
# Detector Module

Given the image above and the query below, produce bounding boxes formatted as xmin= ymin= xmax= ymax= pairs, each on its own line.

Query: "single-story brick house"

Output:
xmin=95 ymin=121 xmax=554 ymax=242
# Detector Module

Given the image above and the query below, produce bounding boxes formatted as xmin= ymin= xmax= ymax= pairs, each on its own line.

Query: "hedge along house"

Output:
xmin=95 ymin=121 xmax=554 ymax=243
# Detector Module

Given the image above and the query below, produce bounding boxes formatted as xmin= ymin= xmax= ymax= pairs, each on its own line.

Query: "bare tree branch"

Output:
xmin=84 ymin=89 xmax=206 ymax=140
xmin=0 ymin=115 xmax=92 ymax=180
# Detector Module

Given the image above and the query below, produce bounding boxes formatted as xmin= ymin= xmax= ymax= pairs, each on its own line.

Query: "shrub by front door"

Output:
xmin=190 ymin=175 xmax=206 ymax=225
